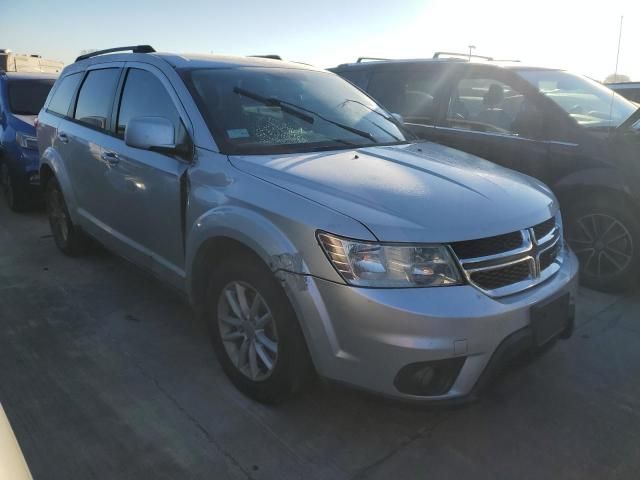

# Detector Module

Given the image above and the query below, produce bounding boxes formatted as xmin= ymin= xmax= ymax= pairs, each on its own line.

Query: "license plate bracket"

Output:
xmin=530 ymin=293 xmax=570 ymax=346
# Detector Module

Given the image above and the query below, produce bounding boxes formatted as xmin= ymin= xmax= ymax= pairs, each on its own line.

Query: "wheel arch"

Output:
xmin=186 ymin=206 xmax=312 ymax=310
xmin=39 ymin=146 xmax=80 ymax=220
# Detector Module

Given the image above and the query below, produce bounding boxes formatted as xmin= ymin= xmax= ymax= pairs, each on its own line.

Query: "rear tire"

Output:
xmin=203 ymin=254 xmax=313 ymax=404
xmin=45 ymin=177 xmax=90 ymax=256
xmin=565 ymin=197 xmax=640 ymax=292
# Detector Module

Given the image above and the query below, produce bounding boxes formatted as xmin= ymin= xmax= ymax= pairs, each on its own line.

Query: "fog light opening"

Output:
xmin=394 ymin=358 xmax=466 ymax=397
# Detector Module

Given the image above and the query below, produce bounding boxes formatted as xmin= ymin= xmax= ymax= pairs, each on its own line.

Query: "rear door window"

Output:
xmin=116 ymin=68 xmax=182 ymax=140
xmin=368 ymin=68 xmax=441 ymax=124
xmin=74 ymin=68 xmax=121 ymax=130
xmin=47 ymin=73 xmax=82 ymax=116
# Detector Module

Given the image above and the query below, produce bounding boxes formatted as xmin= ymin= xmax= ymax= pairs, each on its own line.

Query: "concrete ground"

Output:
xmin=1 ymin=200 xmax=639 ymax=480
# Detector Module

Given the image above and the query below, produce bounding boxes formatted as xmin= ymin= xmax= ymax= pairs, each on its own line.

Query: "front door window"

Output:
xmin=446 ymin=76 xmax=542 ymax=138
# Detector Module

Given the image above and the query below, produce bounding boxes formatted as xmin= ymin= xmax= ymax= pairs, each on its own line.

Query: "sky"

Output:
xmin=1 ymin=0 xmax=638 ymax=81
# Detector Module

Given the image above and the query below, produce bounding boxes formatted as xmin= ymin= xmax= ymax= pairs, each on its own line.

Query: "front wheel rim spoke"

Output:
xmin=235 ymin=283 xmax=251 ymax=318
xmin=578 ymin=219 xmax=594 ymax=242
xmin=256 ymin=331 xmax=278 ymax=354
xmin=602 ymin=250 xmax=624 ymax=270
xmin=248 ymin=341 xmax=259 ymax=379
xmin=237 ymin=338 xmax=249 ymax=369
xmin=255 ymin=312 xmax=271 ymax=329
xmin=218 ymin=281 xmax=278 ymax=380
xmin=220 ymin=314 xmax=242 ymax=327
xmin=222 ymin=331 xmax=245 ymax=342
xmin=224 ymin=290 xmax=244 ymax=320
xmin=606 ymin=245 xmax=632 ymax=260
xmin=605 ymin=231 xmax=631 ymax=246
xmin=255 ymin=343 xmax=273 ymax=370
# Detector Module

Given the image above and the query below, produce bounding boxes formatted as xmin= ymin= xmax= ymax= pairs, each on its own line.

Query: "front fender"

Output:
xmin=40 ymin=146 xmax=81 ymax=222
xmin=184 ymin=204 xmax=351 ymax=374
xmin=554 ymin=167 xmax=637 ymax=204
xmin=185 ymin=205 xmax=313 ymax=299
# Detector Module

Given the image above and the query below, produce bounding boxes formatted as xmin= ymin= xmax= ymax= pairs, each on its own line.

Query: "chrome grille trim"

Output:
xmin=451 ymin=216 xmax=564 ymax=298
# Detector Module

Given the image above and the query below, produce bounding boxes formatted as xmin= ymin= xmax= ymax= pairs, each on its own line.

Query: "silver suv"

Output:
xmin=37 ymin=46 xmax=578 ymax=403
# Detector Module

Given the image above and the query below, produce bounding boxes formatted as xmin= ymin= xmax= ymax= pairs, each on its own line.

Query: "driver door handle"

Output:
xmin=57 ymin=132 xmax=69 ymax=144
xmin=101 ymin=151 xmax=120 ymax=166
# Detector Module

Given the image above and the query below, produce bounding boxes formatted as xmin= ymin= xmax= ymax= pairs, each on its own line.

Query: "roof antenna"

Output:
xmin=608 ymin=16 xmax=623 ymax=130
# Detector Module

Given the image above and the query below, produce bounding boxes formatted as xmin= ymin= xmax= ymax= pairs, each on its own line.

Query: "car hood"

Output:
xmin=228 ymin=142 xmax=557 ymax=243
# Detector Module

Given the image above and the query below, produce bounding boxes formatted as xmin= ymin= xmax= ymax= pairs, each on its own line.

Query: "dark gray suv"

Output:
xmin=332 ymin=55 xmax=640 ymax=292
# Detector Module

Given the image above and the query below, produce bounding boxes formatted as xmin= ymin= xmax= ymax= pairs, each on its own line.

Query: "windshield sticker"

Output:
xmin=227 ymin=128 xmax=250 ymax=139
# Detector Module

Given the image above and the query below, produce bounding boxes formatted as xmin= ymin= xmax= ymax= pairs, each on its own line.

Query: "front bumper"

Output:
xmin=285 ymin=247 xmax=579 ymax=401
xmin=5 ymin=147 xmax=40 ymax=189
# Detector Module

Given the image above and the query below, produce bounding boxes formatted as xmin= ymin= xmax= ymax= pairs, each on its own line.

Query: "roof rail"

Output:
xmin=356 ymin=57 xmax=390 ymax=63
xmin=75 ymin=45 xmax=155 ymax=63
xmin=433 ymin=51 xmax=494 ymax=61
xmin=249 ymin=54 xmax=282 ymax=60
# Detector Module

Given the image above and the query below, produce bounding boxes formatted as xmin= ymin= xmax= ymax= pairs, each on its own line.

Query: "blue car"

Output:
xmin=0 ymin=72 xmax=57 ymax=210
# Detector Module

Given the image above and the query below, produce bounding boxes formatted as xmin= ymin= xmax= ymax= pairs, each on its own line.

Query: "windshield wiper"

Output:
xmin=233 ymin=87 xmax=376 ymax=142
xmin=339 ymin=99 xmax=417 ymax=141
xmin=233 ymin=87 xmax=315 ymax=124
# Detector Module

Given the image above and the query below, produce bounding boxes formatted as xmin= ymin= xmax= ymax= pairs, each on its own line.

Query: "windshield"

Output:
xmin=7 ymin=78 xmax=56 ymax=115
xmin=517 ymin=69 xmax=637 ymax=129
xmin=182 ymin=67 xmax=410 ymax=154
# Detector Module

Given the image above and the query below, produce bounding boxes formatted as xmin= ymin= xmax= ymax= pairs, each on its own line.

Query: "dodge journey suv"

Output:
xmin=332 ymin=54 xmax=640 ymax=292
xmin=37 ymin=46 xmax=578 ymax=403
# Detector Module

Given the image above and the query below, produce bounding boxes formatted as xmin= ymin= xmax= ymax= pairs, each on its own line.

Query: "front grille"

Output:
xmin=540 ymin=242 xmax=561 ymax=271
xmin=451 ymin=231 xmax=523 ymax=259
xmin=533 ymin=217 xmax=556 ymax=240
xmin=470 ymin=262 xmax=531 ymax=290
xmin=453 ymin=216 xmax=563 ymax=297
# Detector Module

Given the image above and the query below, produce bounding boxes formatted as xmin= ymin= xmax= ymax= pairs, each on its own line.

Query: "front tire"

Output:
xmin=204 ymin=255 xmax=313 ymax=403
xmin=565 ymin=197 xmax=640 ymax=292
xmin=45 ymin=177 xmax=90 ymax=256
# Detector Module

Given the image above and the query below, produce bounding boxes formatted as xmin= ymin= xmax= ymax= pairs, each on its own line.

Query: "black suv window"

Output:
xmin=8 ymin=79 xmax=55 ymax=115
xmin=48 ymin=73 xmax=82 ymax=116
xmin=368 ymin=68 xmax=440 ymax=124
xmin=74 ymin=68 xmax=121 ymax=130
xmin=116 ymin=68 xmax=181 ymax=139
xmin=447 ymin=76 xmax=541 ymax=137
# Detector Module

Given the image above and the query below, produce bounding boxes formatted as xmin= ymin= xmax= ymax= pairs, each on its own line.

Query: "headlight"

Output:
xmin=317 ymin=232 xmax=463 ymax=288
xmin=16 ymin=132 xmax=38 ymax=150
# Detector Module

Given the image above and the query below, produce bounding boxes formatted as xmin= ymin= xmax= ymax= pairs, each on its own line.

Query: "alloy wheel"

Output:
xmin=567 ymin=213 xmax=634 ymax=278
xmin=217 ymin=281 xmax=279 ymax=381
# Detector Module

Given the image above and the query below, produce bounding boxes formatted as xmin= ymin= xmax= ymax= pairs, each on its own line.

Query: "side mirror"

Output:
xmin=125 ymin=116 xmax=176 ymax=151
xmin=391 ymin=113 xmax=404 ymax=124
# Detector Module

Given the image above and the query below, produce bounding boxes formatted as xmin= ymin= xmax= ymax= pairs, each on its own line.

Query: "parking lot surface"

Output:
xmin=1 ymin=201 xmax=639 ymax=480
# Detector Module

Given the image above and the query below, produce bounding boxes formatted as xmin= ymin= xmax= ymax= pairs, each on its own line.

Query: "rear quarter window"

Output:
xmin=47 ymin=73 xmax=82 ymax=116
xmin=8 ymin=79 xmax=55 ymax=115
xmin=334 ymin=69 xmax=371 ymax=90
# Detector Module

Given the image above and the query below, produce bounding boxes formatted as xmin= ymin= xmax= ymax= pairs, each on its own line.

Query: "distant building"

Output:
xmin=0 ymin=49 xmax=63 ymax=74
